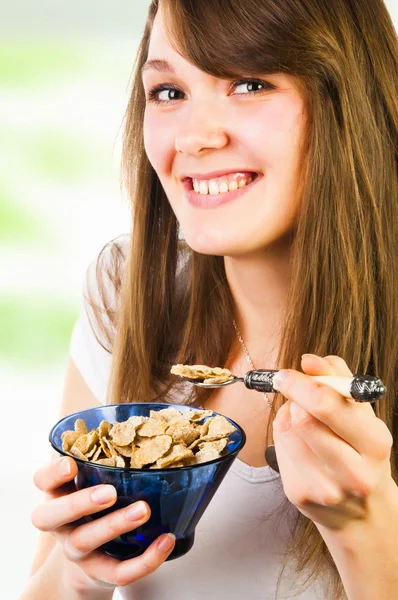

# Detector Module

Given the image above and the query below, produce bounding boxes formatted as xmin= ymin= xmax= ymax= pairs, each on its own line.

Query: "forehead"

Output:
xmin=145 ymin=8 xmax=212 ymax=81
xmin=147 ymin=9 xmax=177 ymax=60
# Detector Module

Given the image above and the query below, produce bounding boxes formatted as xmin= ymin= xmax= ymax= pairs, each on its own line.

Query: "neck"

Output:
xmin=224 ymin=238 xmax=291 ymax=360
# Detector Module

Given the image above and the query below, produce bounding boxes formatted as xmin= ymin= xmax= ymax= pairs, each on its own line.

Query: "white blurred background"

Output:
xmin=1 ymin=1 xmax=397 ymax=598
xmin=1 ymin=2 xmax=150 ymax=598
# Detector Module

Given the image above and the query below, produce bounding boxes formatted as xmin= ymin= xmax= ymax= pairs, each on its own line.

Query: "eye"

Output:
xmin=230 ymin=78 xmax=275 ymax=96
xmin=146 ymin=84 xmax=184 ymax=105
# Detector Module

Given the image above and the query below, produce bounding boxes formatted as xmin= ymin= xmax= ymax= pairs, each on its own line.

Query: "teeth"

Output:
xmin=199 ymin=181 xmax=208 ymax=195
xmin=191 ymin=173 xmax=256 ymax=195
xmin=208 ymin=181 xmax=219 ymax=195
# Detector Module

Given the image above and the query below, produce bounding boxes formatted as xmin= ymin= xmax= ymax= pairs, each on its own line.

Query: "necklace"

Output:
xmin=232 ymin=319 xmax=273 ymax=410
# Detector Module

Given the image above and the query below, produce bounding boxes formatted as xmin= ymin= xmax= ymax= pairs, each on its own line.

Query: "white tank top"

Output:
xmin=68 ymin=246 xmax=331 ymax=599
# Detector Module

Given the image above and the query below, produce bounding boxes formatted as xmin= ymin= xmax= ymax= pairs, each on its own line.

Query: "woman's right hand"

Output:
xmin=31 ymin=456 xmax=176 ymax=593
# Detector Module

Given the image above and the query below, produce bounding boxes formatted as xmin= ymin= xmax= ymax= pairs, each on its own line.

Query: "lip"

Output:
xmin=181 ymin=169 xmax=259 ymax=181
xmin=183 ymin=173 xmax=263 ymax=209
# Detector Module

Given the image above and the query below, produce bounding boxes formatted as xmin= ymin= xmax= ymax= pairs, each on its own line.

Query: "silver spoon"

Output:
xmin=179 ymin=369 xmax=386 ymax=402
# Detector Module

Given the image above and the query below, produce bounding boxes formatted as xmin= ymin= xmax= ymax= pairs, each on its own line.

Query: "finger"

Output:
xmin=31 ymin=485 xmax=117 ymax=531
xmin=301 ymin=354 xmax=371 ymax=415
xmin=273 ymin=406 xmax=343 ymax=506
xmin=301 ymin=354 xmax=354 ymax=377
xmin=33 ymin=457 xmax=78 ymax=493
xmin=301 ymin=354 xmax=339 ymax=376
xmin=81 ymin=533 xmax=176 ymax=588
xmin=64 ymin=501 xmax=150 ymax=561
xmin=274 ymin=369 xmax=389 ymax=456
xmin=323 ymin=355 xmax=353 ymax=377
xmin=289 ymin=403 xmax=373 ymax=497
xmin=301 ymin=354 xmax=353 ymax=377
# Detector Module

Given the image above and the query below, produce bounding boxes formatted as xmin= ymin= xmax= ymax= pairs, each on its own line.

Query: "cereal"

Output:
xmin=72 ymin=430 xmax=98 ymax=455
xmin=112 ymin=444 xmax=134 ymax=457
xmin=137 ymin=418 xmax=168 ymax=437
xmin=61 ymin=407 xmax=237 ymax=469
xmin=166 ymin=421 xmax=199 ymax=446
xmin=150 ymin=407 xmax=184 ymax=424
xmin=155 ymin=444 xmax=193 ymax=468
xmin=70 ymin=446 xmax=88 ymax=461
xmin=74 ymin=419 xmax=88 ymax=435
xmin=102 ymin=437 xmax=118 ymax=457
xmin=184 ymin=409 xmax=214 ymax=422
xmin=171 ymin=364 xmax=234 ymax=385
xmin=92 ymin=446 xmax=102 ymax=462
xmin=201 ymin=415 xmax=237 ymax=441
xmin=109 ymin=419 xmax=143 ymax=446
xmin=130 ymin=435 xmax=173 ymax=468
xmin=61 ymin=430 xmax=80 ymax=453
xmin=85 ymin=444 xmax=98 ymax=459
xmin=98 ymin=420 xmax=111 ymax=438
xmin=99 ymin=436 xmax=111 ymax=458
xmin=191 ymin=439 xmax=229 ymax=465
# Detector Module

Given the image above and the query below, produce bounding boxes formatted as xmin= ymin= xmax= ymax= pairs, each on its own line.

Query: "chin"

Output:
xmin=182 ymin=230 xmax=250 ymax=257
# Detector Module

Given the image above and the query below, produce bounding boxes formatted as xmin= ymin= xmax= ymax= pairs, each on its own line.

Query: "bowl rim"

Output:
xmin=49 ymin=402 xmax=246 ymax=472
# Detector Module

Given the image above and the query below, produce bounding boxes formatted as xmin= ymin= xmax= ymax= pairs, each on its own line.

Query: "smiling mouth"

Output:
xmin=182 ymin=171 xmax=262 ymax=209
xmin=186 ymin=172 xmax=259 ymax=196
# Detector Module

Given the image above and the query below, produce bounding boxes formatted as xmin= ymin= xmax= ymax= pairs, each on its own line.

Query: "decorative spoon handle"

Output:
xmin=244 ymin=370 xmax=386 ymax=402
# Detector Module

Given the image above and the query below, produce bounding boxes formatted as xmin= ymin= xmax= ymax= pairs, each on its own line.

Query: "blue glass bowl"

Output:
xmin=49 ymin=403 xmax=246 ymax=561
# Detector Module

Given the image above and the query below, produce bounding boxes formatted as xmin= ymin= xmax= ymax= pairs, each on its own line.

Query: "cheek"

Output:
xmin=143 ymin=111 xmax=175 ymax=176
xmin=237 ymin=99 xmax=305 ymax=168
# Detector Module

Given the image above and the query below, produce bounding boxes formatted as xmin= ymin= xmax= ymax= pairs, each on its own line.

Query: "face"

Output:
xmin=142 ymin=8 xmax=307 ymax=257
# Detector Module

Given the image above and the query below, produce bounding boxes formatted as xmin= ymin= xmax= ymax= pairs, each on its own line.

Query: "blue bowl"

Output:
xmin=49 ymin=403 xmax=246 ymax=561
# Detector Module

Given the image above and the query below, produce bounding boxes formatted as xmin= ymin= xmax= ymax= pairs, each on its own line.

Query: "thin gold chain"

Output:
xmin=232 ymin=319 xmax=273 ymax=409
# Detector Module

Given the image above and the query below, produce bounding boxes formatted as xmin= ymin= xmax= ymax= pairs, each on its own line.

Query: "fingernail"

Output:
xmin=126 ymin=501 xmax=147 ymax=521
xmin=273 ymin=369 xmax=289 ymax=391
xmin=91 ymin=485 xmax=116 ymax=505
xmin=59 ymin=458 xmax=72 ymax=476
xmin=157 ymin=533 xmax=176 ymax=554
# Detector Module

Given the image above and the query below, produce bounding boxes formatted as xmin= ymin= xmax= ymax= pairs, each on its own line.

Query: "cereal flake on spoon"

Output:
xmin=171 ymin=364 xmax=234 ymax=385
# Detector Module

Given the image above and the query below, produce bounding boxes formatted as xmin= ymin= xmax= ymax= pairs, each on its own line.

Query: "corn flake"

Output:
xmin=130 ymin=435 xmax=172 ymax=468
xmin=109 ymin=422 xmax=137 ymax=446
xmin=155 ymin=444 xmax=193 ymax=468
xmin=62 ymin=406 xmax=237 ymax=469
xmin=137 ymin=418 xmax=168 ymax=437
xmin=171 ymin=364 xmax=234 ymax=385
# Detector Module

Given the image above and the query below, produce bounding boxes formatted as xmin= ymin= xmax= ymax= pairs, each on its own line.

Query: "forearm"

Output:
xmin=319 ymin=481 xmax=398 ymax=600
xmin=20 ymin=543 xmax=114 ymax=600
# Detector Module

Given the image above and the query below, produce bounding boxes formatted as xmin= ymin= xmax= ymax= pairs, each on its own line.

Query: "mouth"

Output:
xmin=183 ymin=171 xmax=260 ymax=196
xmin=181 ymin=171 xmax=262 ymax=209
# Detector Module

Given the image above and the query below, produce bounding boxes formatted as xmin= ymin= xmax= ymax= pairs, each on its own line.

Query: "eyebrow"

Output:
xmin=141 ymin=59 xmax=175 ymax=75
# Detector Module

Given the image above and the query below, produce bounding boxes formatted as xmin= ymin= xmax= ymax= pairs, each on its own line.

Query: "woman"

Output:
xmin=22 ymin=1 xmax=398 ymax=599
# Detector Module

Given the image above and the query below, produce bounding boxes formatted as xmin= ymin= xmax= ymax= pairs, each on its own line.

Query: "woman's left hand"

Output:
xmin=272 ymin=354 xmax=394 ymax=531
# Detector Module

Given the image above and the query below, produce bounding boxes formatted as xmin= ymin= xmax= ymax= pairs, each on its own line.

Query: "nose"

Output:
xmin=174 ymin=109 xmax=229 ymax=157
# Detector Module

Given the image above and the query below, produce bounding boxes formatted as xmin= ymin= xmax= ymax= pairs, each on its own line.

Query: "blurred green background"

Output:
xmin=2 ymin=1 xmax=397 ymax=598
xmin=0 ymin=2 xmax=150 ymax=598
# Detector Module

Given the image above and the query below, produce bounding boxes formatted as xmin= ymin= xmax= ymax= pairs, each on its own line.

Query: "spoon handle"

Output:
xmin=244 ymin=370 xmax=386 ymax=402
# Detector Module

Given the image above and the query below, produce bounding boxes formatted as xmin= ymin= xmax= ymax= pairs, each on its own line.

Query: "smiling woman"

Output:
xmin=23 ymin=1 xmax=398 ymax=600
xmin=142 ymin=14 xmax=306 ymax=255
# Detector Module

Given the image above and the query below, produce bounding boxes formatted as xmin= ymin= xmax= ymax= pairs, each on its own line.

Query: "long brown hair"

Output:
xmin=89 ymin=1 xmax=398 ymax=597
